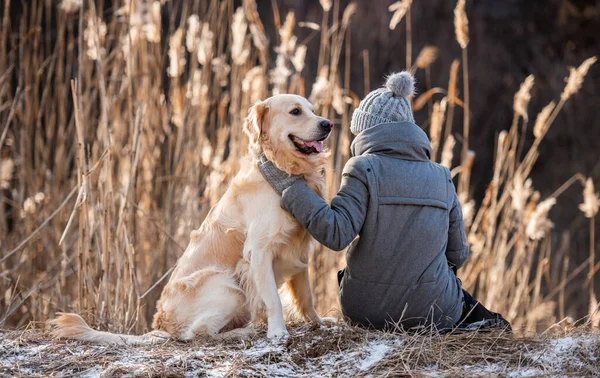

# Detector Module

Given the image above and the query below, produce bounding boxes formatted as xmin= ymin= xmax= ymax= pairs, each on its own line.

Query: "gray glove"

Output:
xmin=258 ymin=153 xmax=303 ymax=195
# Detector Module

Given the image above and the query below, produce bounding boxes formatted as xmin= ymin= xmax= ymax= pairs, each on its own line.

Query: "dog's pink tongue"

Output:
xmin=305 ymin=140 xmax=324 ymax=152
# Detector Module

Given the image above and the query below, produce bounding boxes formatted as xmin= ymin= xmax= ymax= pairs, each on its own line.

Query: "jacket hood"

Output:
xmin=350 ymin=122 xmax=432 ymax=161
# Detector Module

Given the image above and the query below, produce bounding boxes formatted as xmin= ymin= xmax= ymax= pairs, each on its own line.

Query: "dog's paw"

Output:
xmin=267 ymin=327 xmax=289 ymax=340
xmin=316 ymin=316 xmax=338 ymax=325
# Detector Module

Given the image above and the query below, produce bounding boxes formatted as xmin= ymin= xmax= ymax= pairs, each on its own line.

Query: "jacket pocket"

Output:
xmin=378 ymin=196 xmax=448 ymax=210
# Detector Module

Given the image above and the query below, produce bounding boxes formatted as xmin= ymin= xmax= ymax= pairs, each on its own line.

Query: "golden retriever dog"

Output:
xmin=51 ymin=94 xmax=332 ymax=344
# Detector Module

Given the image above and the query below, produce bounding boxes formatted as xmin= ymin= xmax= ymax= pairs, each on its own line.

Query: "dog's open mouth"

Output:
xmin=289 ymin=134 xmax=328 ymax=154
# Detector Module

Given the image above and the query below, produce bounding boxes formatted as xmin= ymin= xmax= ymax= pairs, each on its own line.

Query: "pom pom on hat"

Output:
xmin=385 ymin=71 xmax=415 ymax=98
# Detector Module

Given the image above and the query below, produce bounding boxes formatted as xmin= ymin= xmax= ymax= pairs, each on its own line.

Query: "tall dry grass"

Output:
xmin=0 ymin=0 xmax=597 ymax=335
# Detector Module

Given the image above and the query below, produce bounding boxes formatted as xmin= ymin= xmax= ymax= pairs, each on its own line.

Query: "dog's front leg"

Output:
xmin=247 ymin=246 xmax=288 ymax=339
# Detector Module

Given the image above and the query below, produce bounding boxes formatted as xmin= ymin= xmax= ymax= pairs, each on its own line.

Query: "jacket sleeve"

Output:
xmin=280 ymin=158 xmax=370 ymax=251
xmin=446 ymin=191 xmax=469 ymax=270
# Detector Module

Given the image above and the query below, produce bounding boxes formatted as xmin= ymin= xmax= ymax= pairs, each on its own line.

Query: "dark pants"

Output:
xmin=460 ymin=289 xmax=497 ymax=322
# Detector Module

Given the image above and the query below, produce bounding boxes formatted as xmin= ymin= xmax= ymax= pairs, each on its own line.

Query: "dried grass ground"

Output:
xmin=1 ymin=0 xmax=598 ymax=336
xmin=1 ymin=323 xmax=599 ymax=377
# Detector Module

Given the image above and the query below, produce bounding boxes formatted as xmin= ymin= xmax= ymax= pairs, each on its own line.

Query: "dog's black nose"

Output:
xmin=319 ymin=120 xmax=333 ymax=132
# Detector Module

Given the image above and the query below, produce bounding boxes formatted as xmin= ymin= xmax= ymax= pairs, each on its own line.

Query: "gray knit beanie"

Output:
xmin=350 ymin=71 xmax=416 ymax=135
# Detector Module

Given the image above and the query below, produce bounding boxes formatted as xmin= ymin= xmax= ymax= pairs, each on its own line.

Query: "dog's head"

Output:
xmin=244 ymin=94 xmax=332 ymax=175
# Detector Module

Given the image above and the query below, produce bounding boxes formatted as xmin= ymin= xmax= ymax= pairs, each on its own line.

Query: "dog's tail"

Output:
xmin=50 ymin=313 xmax=170 ymax=346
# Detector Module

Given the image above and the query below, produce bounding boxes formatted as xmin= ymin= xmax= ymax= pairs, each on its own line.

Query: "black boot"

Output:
xmin=457 ymin=289 xmax=512 ymax=332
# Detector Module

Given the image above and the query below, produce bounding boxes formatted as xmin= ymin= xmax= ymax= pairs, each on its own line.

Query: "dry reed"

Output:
xmin=454 ymin=0 xmax=470 ymax=195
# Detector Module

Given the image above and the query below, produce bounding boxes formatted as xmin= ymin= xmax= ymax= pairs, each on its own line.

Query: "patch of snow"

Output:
xmin=241 ymin=339 xmax=284 ymax=357
xmin=416 ymin=371 xmax=444 ymax=378
xmin=507 ymin=367 xmax=544 ymax=377
xmin=527 ymin=335 xmax=598 ymax=371
xmin=30 ymin=344 xmax=50 ymax=353
xmin=359 ymin=340 xmax=391 ymax=371
xmin=463 ymin=363 xmax=502 ymax=374
xmin=251 ymin=362 xmax=298 ymax=377
xmin=321 ymin=349 xmax=358 ymax=363
xmin=462 ymin=364 xmax=546 ymax=377
xmin=458 ymin=335 xmax=599 ymax=378
xmin=79 ymin=367 xmax=103 ymax=378
xmin=166 ymin=353 xmax=184 ymax=364
xmin=207 ymin=361 xmax=233 ymax=377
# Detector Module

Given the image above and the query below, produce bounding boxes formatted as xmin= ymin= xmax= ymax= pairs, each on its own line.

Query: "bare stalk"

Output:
xmin=406 ymin=6 xmax=411 ymax=70
xmin=458 ymin=47 xmax=470 ymax=195
xmin=589 ymin=215 xmax=596 ymax=325
xmin=363 ymin=49 xmax=370 ymax=94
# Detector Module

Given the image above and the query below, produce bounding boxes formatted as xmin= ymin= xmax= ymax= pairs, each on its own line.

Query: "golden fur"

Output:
xmin=51 ymin=94 xmax=331 ymax=344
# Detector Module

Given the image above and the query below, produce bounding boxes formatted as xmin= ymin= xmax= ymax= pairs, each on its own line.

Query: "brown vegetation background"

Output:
xmin=0 ymin=0 xmax=598 ymax=334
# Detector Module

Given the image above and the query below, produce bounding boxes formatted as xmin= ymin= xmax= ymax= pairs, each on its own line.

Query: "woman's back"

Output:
xmin=339 ymin=121 xmax=466 ymax=330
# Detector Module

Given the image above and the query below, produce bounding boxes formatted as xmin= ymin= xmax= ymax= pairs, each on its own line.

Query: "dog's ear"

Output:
xmin=244 ymin=100 xmax=269 ymax=145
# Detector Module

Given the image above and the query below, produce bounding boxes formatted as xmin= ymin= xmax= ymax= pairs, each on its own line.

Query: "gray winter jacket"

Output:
xmin=281 ymin=121 xmax=468 ymax=330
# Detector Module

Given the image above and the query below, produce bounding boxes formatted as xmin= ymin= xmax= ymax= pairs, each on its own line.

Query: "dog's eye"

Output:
xmin=290 ymin=108 xmax=301 ymax=116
